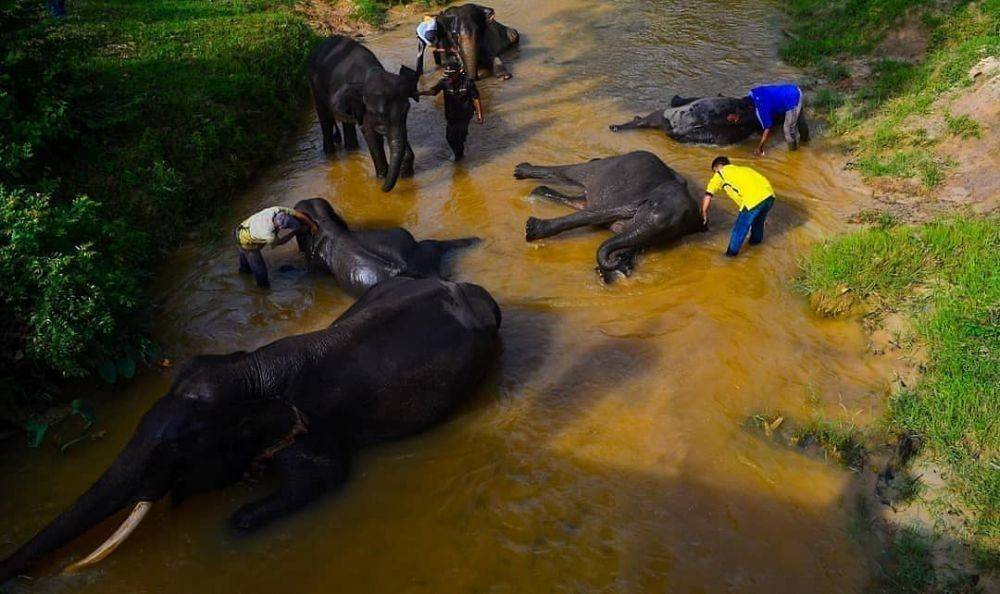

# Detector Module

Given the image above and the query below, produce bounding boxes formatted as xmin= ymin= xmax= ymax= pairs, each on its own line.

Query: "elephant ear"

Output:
xmin=332 ymin=83 xmax=365 ymax=125
xmin=397 ymin=65 xmax=419 ymax=101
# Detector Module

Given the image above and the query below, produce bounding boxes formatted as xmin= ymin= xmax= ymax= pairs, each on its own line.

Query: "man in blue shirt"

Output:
xmin=744 ymin=83 xmax=808 ymax=156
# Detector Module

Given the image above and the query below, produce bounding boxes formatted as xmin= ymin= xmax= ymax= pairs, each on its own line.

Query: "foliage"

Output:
xmin=800 ymin=218 xmax=1000 ymax=544
xmin=0 ymin=0 xmax=318 ymax=400
xmin=944 ymin=113 xmax=982 ymax=138
xmin=784 ymin=0 xmax=999 ymax=189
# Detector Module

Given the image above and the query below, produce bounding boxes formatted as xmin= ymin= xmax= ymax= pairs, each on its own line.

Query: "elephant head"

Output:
xmin=439 ymin=4 xmax=488 ymax=80
xmin=0 ymin=358 xmax=301 ymax=582
xmin=332 ymin=66 xmax=418 ymax=192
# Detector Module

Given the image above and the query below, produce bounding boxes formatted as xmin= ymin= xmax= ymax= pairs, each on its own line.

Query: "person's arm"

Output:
xmin=701 ymin=193 xmax=712 ymax=226
xmin=272 ymin=232 xmax=298 ymax=247
xmin=473 ymin=98 xmax=484 ymax=124
xmin=470 ymin=82 xmax=483 ymax=123
xmin=755 ymin=128 xmax=772 ymax=157
xmin=418 ymin=82 xmax=443 ymax=96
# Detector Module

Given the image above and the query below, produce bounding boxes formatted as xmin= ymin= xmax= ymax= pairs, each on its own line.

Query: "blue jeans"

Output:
xmin=238 ymin=248 xmax=269 ymax=288
xmin=727 ymin=196 xmax=774 ymax=256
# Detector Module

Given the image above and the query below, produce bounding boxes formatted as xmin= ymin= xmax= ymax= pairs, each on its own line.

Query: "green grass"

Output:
xmin=783 ymin=0 xmax=999 ymax=189
xmin=0 ymin=1 xmax=318 ymax=396
xmin=874 ymin=527 xmax=937 ymax=593
xmin=351 ymin=0 xmax=448 ymax=27
xmin=800 ymin=218 xmax=1000 ymax=549
xmin=945 ymin=113 xmax=982 ymax=138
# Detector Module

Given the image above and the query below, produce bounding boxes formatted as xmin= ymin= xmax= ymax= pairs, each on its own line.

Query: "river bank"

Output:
xmin=783 ymin=0 xmax=998 ymax=588
xmin=1 ymin=1 xmax=317 ymax=411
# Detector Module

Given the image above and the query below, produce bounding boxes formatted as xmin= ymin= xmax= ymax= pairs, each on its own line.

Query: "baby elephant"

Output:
xmin=609 ymin=95 xmax=760 ymax=145
xmin=294 ymin=197 xmax=479 ymax=295
xmin=515 ymin=151 xmax=704 ymax=282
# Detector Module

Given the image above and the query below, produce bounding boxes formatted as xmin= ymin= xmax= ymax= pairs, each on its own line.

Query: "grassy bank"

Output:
xmin=783 ymin=0 xmax=998 ymax=191
xmin=0 ymin=1 xmax=317 ymax=404
xmin=784 ymin=0 xmax=999 ymax=584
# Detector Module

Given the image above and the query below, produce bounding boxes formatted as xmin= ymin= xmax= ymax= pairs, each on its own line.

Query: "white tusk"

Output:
xmin=63 ymin=501 xmax=152 ymax=574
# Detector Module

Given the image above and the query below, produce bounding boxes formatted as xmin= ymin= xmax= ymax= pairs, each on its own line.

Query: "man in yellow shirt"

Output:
xmin=235 ymin=206 xmax=317 ymax=288
xmin=701 ymin=156 xmax=776 ymax=256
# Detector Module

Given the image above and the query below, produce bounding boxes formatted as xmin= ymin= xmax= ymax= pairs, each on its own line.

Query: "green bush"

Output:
xmin=0 ymin=187 xmax=148 ymax=377
xmin=0 ymin=0 xmax=318 ymax=400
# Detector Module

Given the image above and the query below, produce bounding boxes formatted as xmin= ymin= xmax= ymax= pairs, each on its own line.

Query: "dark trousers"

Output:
xmin=727 ymin=196 xmax=775 ymax=256
xmin=446 ymin=118 xmax=471 ymax=160
xmin=238 ymin=248 xmax=269 ymax=288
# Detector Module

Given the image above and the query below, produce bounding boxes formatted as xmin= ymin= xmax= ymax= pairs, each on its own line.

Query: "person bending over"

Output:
xmin=235 ymin=206 xmax=317 ymax=288
xmin=739 ymin=83 xmax=808 ymax=157
xmin=701 ymin=156 xmax=776 ymax=257
xmin=419 ymin=61 xmax=484 ymax=162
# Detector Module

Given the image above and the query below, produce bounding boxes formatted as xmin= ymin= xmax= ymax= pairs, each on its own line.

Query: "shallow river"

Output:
xmin=1 ymin=0 xmax=900 ymax=592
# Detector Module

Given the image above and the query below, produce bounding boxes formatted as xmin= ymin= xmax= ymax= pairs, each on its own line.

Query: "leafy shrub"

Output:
xmin=0 ymin=187 xmax=148 ymax=377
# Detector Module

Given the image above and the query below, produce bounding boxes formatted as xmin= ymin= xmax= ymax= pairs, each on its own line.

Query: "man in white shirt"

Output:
xmin=235 ymin=206 xmax=317 ymax=288
xmin=415 ymin=15 xmax=439 ymax=77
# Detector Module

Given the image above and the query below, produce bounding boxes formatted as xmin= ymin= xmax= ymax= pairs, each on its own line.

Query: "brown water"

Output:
xmin=1 ymin=1 xmax=898 ymax=592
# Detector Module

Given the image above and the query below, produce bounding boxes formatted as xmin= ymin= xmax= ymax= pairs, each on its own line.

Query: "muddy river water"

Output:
xmin=1 ymin=0 xmax=902 ymax=592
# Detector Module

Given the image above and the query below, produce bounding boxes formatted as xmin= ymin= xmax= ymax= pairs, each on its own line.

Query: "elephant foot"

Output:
xmin=525 ymin=217 xmax=546 ymax=242
xmin=513 ymin=162 xmax=533 ymax=179
xmin=495 ymin=70 xmax=512 ymax=81
xmin=609 ymin=124 xmax=621 ymax=132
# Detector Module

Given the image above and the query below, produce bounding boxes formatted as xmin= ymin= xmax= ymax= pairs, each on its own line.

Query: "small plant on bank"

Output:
xmin=944 ymin=113 xmax=982 ymax=138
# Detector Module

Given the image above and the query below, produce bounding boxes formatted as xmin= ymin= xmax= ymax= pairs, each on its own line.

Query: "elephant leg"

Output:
xmin=401 ymin=142 xmax=415 ymax=178
xmin=513 ymin=163 xmax=587 ymax=188
xmin=361 ymin=125 xmax=388 ymax=179
xmin=229 ymin=438 xmax=349 ymax=532
xmin=525 ymin=206 xmax=634 ymax=241
xmin=492 ymin=56 xmax=511 ymax=80
xmin=610 ymin=110 xmax=662 ymax=132
xmin=531 ymin=185 xmax=586 ymax=210
xmin=320 ymin=119 xmax=341 ymax=154
xmin=342 ymin=122 xmax=360 ymax=150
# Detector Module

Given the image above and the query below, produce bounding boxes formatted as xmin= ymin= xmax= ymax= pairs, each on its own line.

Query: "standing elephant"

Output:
xmin=515 ymin=151 xmax=705 ymax=282
xmin=437 ymin=4 xmax=520 ymax=80
xmin=610 ymin=95 xmax=762 ymax=145
xmin=309 ymin=36 xmax=419 ymax=192
xmin=294 ymin=197 xmax=480 ymax=296
xmin=0 ymin=276 xmax=501 ymax=583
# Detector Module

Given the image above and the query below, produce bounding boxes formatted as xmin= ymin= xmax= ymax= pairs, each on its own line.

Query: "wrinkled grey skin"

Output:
xmin=0 ymin=276 xmax=501 ymax=584
xmin=610 ymin=95 xmax=762 ymax=145
xmin=436 ymin=4 xmax=520 ymax=80
xmin=515 ymin=151 xmax=705 ymax=282
xmin=309 ymin=36 xmax=419 ymax=192
xmin=294 ymin=197 xmax=480 ymax=296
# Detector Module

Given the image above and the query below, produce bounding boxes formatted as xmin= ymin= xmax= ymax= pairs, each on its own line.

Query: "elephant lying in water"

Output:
xmin=437 ymin=3 xmax=520 ymax=80
xmin=515 ymin=151 xmax=704 ymax=282
xmin=609 ymin=95 xmax=761 ymax=145
xmin=0 ymin=276 xmax=501 ymax=583
xmin=293 ymin=197 xmax=479 ymax=296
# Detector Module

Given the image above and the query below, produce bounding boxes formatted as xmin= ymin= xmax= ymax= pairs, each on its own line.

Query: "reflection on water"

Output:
xmin=1 ymin=1 xmax=893 ymax=592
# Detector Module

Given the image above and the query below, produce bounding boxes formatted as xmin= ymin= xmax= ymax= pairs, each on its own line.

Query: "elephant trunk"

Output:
xmin=457 ymin=33 xmax=479 ymax=80
xmin=0 ymin=444 xmax=160 ymax=582
xmin=381 ymin=128 xmax=408 ymax=193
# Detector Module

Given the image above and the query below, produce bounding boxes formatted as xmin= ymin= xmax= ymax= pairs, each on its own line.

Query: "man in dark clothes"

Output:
xmin=419 ymin=61 xmax=484 ymax=162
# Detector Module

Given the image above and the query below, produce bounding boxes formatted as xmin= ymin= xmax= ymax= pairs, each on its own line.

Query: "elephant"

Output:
xmin=309 ymin=36 xmax=419 ymax=192
xmin=293 ymin=197 xmax=480 ymax=296
xmin=609 ymin=95 xmax=763 ymax=145
xmin=0 ymin=276 xmax=501 ymax=583
xmin=515 ymin=151 xmax=705 ymax=282
xmin=436 ymin=4 xmax=520 ymax=80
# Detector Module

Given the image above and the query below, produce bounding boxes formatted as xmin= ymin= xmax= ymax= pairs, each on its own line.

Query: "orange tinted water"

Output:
xmin=1 ymin=1 xmax=895 ymax=592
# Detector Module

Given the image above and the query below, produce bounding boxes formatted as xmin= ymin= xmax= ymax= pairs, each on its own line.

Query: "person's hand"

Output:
xmin=701 ymin=211 xmax=709 ymax=227
xmin=476 ymin=114 xmax=484 ymax=125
